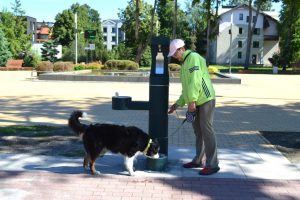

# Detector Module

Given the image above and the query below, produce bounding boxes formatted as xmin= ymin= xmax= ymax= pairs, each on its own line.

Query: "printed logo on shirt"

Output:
xmin=189 ymin=66 xmax=199 ymax=73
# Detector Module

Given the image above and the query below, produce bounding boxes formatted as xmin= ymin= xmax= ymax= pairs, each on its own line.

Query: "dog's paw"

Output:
xmin=128 ymin=171 xmax=135 ymax=176
xmin=93 ymin=171 xmax=101 ymax=176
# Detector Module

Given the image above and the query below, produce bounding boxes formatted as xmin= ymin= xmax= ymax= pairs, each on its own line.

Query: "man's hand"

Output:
xmin=168 ymin=103 xmax=178 ymax=114
xmin=188 ymin=102 xmax=196 ymax=112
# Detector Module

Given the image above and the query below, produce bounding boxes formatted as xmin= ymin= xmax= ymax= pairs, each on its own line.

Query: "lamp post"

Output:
xmin=75 ymin=12 xmax=78 ymax=64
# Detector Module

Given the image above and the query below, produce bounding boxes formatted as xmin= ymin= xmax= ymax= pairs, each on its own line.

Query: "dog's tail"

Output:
xmin=68 ymin=110 xmax=88 ymax=136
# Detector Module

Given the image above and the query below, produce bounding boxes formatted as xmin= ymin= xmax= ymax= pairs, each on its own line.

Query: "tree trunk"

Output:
xmin=134 ymin=0 xmax=158 ymax=63
xmin=172 ymin=0 xmax=178 ymax=39
xmin=282 ymin=1 xmax=294 ymax=71
xmin=135 ymin=0 xmax=140 ymax=40
xmin=245 ymin=0 xmax=253 ymax=69
xmin=205 ymin=0 xmax=212 ymax=66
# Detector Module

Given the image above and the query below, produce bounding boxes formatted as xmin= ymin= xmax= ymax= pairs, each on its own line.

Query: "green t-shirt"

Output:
xmin=176 ymin=50 xmax=215 ymax=107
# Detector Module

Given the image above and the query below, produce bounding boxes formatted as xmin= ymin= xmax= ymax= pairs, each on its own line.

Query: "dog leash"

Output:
xmin=169 ymin=110 xmax=187 ymax=136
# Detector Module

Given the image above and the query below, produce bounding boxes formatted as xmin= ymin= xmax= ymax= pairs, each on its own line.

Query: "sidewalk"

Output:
xmin=0 ymin=71 xmax=300 ymax=199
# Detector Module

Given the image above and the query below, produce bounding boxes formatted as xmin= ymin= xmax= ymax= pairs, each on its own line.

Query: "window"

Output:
xmin=112 ymin=28 xmax=116 ymax=33
xmin=239 ymin=13 xmax=243 ymax=20
xmin=254 ymin=28 xmax=260 ymax=35
xmin=103 ymin=27 xmax=107 ymax=33
xmin=238 ymin=41 xmax=242 ymax=48
xmin=112 ymin=36 xmax=116 ymax=42
xmin=246 ymin=16 xmax=249 ymax=22
xmin=253 ymin=16 xmax=257 ymax=22
xmin=104 ymin=36 xmax=107 ymax=41
xmin=239 ymin=27 xmax=243 ymax=34
xmin=253 ymin=41 xmax=259 ymax=48
xmin=238 ymin=52 xmax=242 ymax=59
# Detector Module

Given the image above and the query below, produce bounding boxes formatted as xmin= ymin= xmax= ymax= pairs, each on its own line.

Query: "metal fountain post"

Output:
xmin=112 ymin=36 xmax=170 ymax=156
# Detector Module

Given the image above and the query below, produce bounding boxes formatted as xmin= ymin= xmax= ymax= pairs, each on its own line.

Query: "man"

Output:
xmin=168 ymin=39 xmax=220 ymax=175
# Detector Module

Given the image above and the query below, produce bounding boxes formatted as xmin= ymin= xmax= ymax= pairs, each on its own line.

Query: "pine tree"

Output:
xmin=0 ymin=28 xmax=12 ymax=66
xmin=41 ymin=40 xmax=59 ymax=63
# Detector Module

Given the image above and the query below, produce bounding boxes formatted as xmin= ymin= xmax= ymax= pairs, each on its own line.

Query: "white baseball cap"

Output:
xmin=168 ymin=39 xmax=185 ymax=57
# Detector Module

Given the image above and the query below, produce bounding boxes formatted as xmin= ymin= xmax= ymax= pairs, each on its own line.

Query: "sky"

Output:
xmin=1 ymin=0 xmax=282 ymax=22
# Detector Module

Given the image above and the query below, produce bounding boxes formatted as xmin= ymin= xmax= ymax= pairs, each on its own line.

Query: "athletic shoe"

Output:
xmin=182 ymin=162 xmax=203 ymax=168
xmin=199 ymin=166 xmax=220 ymax=175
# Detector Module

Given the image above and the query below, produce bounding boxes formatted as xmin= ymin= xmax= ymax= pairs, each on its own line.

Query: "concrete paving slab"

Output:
xmin=0 ymin=146 xmax=299 ymax=180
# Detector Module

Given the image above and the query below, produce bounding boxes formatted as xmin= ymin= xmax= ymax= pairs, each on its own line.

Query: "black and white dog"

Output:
xmin=68 ymin=110 xmax=160 ymax=176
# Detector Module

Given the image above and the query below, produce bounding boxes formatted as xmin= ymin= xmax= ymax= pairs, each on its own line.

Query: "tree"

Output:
xmin=186 ymin=1 xmax=206 ymax=51
xmin=0 ymin=28 xmax=12 ymax=66
xmin=11 ymin=0 xmax=25 ymax=16
xmin=52 ymin=3 xmax=104 ymax=62
xmin=228 ymin=0 xmax=272 ymax=11
xmin=192 ymin=0 xmax=217 ymax=64
xmin=0 ymin=10 xmax=31 ymax=58
xmin=172 ymin=0 xmax=178 ymax=39
xmin=157 ymin=0 xmax=173 ymax=37
xmin=119 ymin=0 xmax=158 ymax=63
xmin=279 ymin=0 xmax=300 ymax=70
xmin=41 ymin=40 xmax=59 ymax=63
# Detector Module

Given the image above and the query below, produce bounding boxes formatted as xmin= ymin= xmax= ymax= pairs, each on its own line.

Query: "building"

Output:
xmin=24 ymin=16 xmax=37 ymax=43
xmin=210 ymin=4 xmax=279 ymax=66
xmin=36 ymin=22 xmax=54 ymax=43
xmin=102 ymin=19 xmax=125 ymax=50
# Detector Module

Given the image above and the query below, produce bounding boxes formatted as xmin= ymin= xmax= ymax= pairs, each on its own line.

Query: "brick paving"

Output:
xmin=0 ymin=72 xmax=300 ymax=199
xmin=1 ymin=170 xmax=300 ymax=200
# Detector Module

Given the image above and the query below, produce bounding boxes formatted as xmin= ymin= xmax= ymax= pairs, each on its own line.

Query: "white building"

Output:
xmin=210 ymin=4 xmax=279 ymax=66
xmin=102 ymin=19 xmax=125 ymax=50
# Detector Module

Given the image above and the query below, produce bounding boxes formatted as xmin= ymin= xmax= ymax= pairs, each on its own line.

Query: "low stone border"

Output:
xmin=38 ymin=70 xmax=241 ymax=84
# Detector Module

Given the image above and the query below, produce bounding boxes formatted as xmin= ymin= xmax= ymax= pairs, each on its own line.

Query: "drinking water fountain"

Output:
xmin=112 ymin=36 xmax=170 ymax=171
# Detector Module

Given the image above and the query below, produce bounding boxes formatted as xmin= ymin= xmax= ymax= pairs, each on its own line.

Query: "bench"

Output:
xmin=5 ymin=59 xmax=23 ymax=69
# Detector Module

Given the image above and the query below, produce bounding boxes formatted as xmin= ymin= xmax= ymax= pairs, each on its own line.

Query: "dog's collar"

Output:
xmin=143 ymin=139 xmax=152 ymax=154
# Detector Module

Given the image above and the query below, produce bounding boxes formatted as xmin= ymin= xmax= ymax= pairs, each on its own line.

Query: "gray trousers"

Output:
xmin=192 ymin=99 xmax=219 ymax=168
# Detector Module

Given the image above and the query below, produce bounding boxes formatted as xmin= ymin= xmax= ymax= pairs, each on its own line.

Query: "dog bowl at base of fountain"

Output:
xmin=146 ymin=154 xmax=167 ymax=171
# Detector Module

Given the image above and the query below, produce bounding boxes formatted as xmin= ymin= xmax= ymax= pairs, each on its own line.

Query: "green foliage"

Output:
xmin=168 ymin=63 xmax=181 ymax=71
xmin=227 ymin=0 xmax=272 ymax=11
xmin=41 ymin=40 xmax=59 ymax=62
xmin=52 ymin=3 xmax=104 ymax=60
xmin=36 ymin=61 xmax=53 ymax=71
xmin=53 ymin=62 xmax=74 ymax=71
xmin=104 ymin=60 xmax=139 ymax=70
xmin=157 ymin=0 xmax=173 ymax=37
xmin=22 ymin=50 xmax=41 ymax=67
xmin=0 ymin=28 xmax=12 ymax=66
xmin=279 ymin=1 xmax=300 ymax=68
xmin=0 ymin=125 xmax=59 ymax=135
xmin=140 ymin=46 xmax=151 ymax=67
xmin=119 ymin=0 xmax=158 ymax=62
xmin=11 ymin=0 xmax=25 ymax=16
xmin=74 ymin=63 xmax=102 ymax=70
xmin=0 ymin=10 xmax=31 ymax=58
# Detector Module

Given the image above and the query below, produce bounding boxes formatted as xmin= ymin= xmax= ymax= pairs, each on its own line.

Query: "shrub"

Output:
xmin=53 ymin=62 xmax=74 ymax=72
xmin=36 ymin=61 xmax=53 ymax=71
xmin=22 ymin=50 xmax=41 ymax=68
xmin=86 ymin=62 xmax=103 ymax=69
xmin=169 ymin=63 xmax=181 ymax=71
xmin=74 ymin=65 xmax=85 ymax=70
xmin=208 ymin=66 xmax=219 ymax=73
xmin=104 ymin=60 xmax=139 ymax=70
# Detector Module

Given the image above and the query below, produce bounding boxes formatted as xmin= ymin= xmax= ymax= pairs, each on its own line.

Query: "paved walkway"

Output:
xmin=0 ymin=71 xmax=300 ymax=199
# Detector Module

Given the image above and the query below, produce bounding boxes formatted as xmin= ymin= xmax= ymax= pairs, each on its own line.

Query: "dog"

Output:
xmin=68 ymin=110 xmax=160 ymax=176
